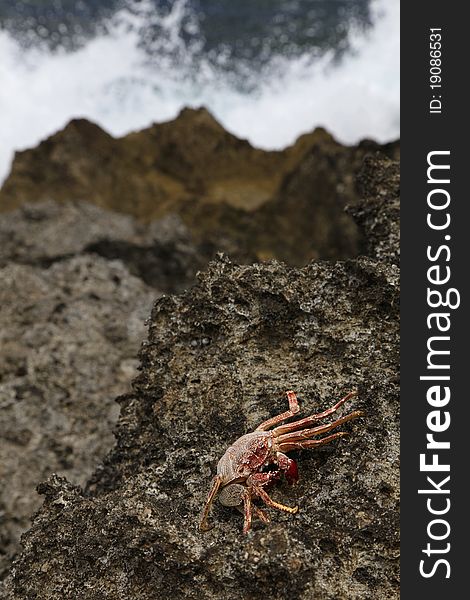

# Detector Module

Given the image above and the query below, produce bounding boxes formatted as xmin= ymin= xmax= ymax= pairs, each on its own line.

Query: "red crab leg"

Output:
xmin=253 ymin=485 xmax=299 ymax=515
xmin=253 ymin=505 xmax=270 ymax=524
xmin=275 ymin=410 xmax=364 ymax=445
xmin=255 ymin=390 xmax=300 ymax=431
xmin=240 ymin=494 xmax=269 ymax=533
xmin=245 ymin=471 xmax=298 ymax=515
xmin=272 ymin=390 xmax=358 ymax=436
xmin=199 ymin=475 xmax=222 ymax=532
xmin=242 ymin=489 xmax=254 ymax=534
xmin=278 ymin=431 xmax=349 ymax=453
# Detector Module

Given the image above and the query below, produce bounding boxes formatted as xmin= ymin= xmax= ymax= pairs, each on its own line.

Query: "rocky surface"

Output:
xmin=2 ymin=154 xmax=400 ymax=599
xmin=347 ymin=156 xmax=400 ymax=266
xmin=0 ymin=200 xmax=206 ymax=293
xmin=0 ymin=108 xmax=399 ymax=265
xmin=0 ymin=255 xmax=155 ymax=582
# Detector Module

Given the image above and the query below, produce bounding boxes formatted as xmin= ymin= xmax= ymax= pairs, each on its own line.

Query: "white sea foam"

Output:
xmin=0 ymin=0 xmax=399 ymax=186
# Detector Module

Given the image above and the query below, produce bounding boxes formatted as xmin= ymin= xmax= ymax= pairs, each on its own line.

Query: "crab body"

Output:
xmin=217 ymin=431 xmax=273 ymax=483
xmin=199 ymin=390 xmax=363 ymax=534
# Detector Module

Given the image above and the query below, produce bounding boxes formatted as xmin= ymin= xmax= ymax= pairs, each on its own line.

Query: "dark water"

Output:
xmin=0 ymin=0 xmax=372 ymax=74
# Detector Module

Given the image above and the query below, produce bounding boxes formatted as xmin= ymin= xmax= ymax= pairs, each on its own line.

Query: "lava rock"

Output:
xmin=3 ymin=156 xmax=400 ymax=599
xmin=0 ymin=255 xmax=155 ymax=581
xmin=346 ymin=155 xmax=400 ymax=265
xmin=0 ymin=200 xmax=206 ymax=293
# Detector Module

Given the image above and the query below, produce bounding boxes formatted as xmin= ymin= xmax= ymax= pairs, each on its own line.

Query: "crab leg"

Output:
xmin=238 ymin=494 xmax=269 ymax=533
xmin=275 ymin=410 xmax=364 ymax=445
xmin=255 ymin=390 xmax=300 ymax=431
xmin=278 ymin=431 xmax=349 ymax=453
xmin=199 ymin=475 xmax=222 ymax=532
xmin=242 ymin=489 xmax=254 ymax=534
xmin=254 ymin=485 xmax=299 ymax=515
xmin=246 ymin=470 xmax=298 ymax=516
xmin=253 ymin=505 xmax=270 ymax=524
xmin=272 ymin=390 xmax=358 ymax=436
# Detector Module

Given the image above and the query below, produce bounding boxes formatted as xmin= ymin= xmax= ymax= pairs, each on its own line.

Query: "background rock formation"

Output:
xmin=0 ymin=108 xmax=399 ymax=264
xmin=1 ymin=152 xmax=399 ymax=599
xmin=0 ymin=200 xmax=206 ymax=293
xmin=0 ymin=253 xmax=155 ymax=581
xmin=347 ymin=156 xmax=400 ymax=265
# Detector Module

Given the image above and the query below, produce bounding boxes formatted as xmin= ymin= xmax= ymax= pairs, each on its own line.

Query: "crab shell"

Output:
xmin=216 ymin=431 xmax=273 ymax=485
xmin=215 ymin=430 xmax=299 ymax=505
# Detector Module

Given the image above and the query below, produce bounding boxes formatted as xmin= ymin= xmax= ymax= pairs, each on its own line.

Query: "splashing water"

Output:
xmin=0 ymin=0 xmax=399 ymax=185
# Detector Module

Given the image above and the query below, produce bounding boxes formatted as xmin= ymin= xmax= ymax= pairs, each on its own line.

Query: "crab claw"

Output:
xmin=284 ymin=458 xmax=299 ymax=485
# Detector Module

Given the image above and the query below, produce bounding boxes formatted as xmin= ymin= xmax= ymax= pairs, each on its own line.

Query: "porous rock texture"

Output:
xmin=346 ymin=155 xmax=400 ymax=266
xmin=2 ymin=154 xmax=399 ymax=599
xmin=0 ymin=255 xmax=155 ymax=582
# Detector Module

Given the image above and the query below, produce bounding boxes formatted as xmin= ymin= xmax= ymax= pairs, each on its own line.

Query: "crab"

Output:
xmin=199 ymin=390 xmax=364 ymax=534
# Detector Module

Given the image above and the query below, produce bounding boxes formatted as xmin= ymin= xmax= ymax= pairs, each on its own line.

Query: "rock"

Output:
xmin=0 ymin=200 xmax=141 ymax=266
xmin=3 ymin=155 xmax=400 ymax=599
xmin=0 ymin=108 xmax=399 ymax=264
xmin=346 ymin=154 xmax=400 ymax=265
xmin=0 ymin=200 xmax=206 ymax=293
xmin=0 ymin=255 xmax=155 ymax=581
xmin=0 ymin=109 xmax=286 ymax=217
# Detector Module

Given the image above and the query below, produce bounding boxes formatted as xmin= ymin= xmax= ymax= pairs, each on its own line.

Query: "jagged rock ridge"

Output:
xmin=0 ymin=108 xmax=399 ymax=265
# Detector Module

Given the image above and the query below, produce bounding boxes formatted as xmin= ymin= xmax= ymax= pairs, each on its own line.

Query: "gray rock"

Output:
xmin=0 ymin=255 xmax=155 ymax=580
xmin=346 ymin=155 xmax=400 ymax=265
xmin=0 ymin=200 xmax=206 ymax=293
xmin=0 ymin=200 xmax=142 ymax=266
xmin=3 ymin=155 xmax=400 ymax=600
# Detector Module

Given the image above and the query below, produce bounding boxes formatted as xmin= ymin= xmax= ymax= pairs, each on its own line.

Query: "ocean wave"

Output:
xmin=0 ymin=0 xmax=399 ymax=185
